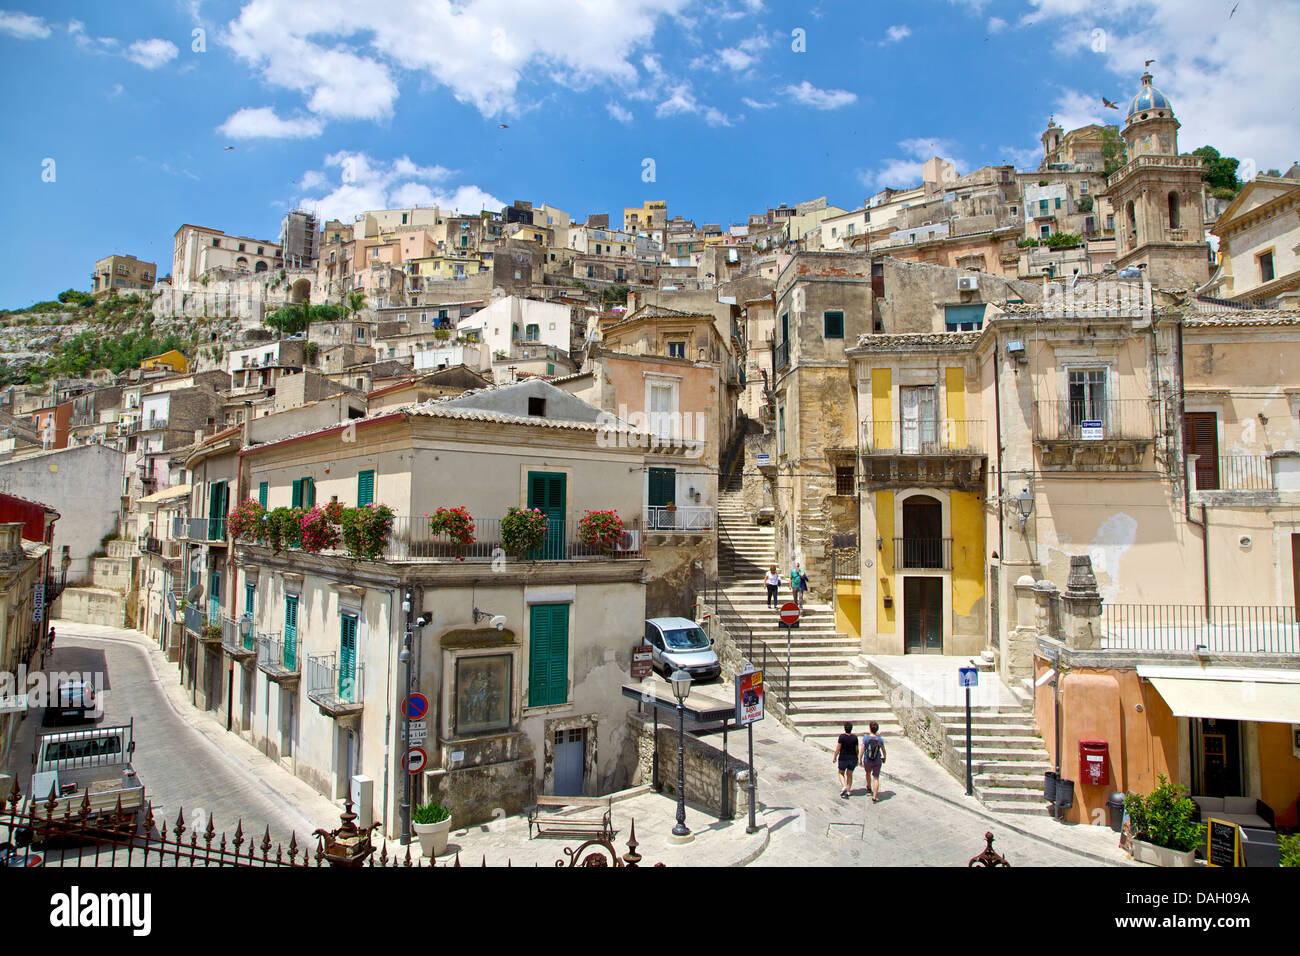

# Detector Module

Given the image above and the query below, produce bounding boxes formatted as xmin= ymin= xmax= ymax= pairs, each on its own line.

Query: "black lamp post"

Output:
xmin=669 ymin=668 xmax=693 ymax=841
xmin=1015 ymin=488 xmax=1034 ymax=532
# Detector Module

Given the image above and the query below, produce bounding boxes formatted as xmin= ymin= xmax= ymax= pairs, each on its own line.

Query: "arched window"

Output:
xmin=1126 ymin=200 xmax=1137 ymax=243
xmin=1167 ymin=192 xmax=1180 ymax=229
xmin=901 ymin=495 xmax=943 ymax=569
xmin=254 ymin=260 xmax=269 ymax=273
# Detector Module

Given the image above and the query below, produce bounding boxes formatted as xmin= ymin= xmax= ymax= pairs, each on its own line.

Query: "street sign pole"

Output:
xmin=965 ymin=683 xmax=973 ymax=796
xmin=784 ymin=622 xmax=791 ymax=711
xmin=746 ymin=721 xmax=757 ymax=833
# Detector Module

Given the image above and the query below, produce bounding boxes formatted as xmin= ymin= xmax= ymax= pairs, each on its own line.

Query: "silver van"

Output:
xmin=644 ymin=617 xmax=721 ymax=682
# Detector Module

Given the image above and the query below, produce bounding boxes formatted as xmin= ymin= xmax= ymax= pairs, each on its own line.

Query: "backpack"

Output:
xmin=863 ymin=736 xmax=882 ymax=761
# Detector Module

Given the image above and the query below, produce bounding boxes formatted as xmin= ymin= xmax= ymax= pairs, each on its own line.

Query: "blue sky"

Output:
xmin=1 ymin=0 xmax=1296 ymax=308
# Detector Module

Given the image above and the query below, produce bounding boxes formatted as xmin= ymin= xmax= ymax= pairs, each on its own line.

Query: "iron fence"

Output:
xmin=1102 ymin=604 xmax=1300 ymax=653
xmin=1192 ymin=455 xmax=1275 ymax=491
xmin=306 ymin=653 xmax=364 ymax=707
xmin=865 ymin=419 xmax=984 ymax=454
xmin=383 ymin=514 xmax=644 ymax=562
xmin=186 ymin=517 xmax=227 ymax=541
xmin=183 ymin=604 xmax=204 ymax=636
xmin=774 ymin=339 xmax=790 ymax=371
xmin=893 ymin=537 xmax=953 ymax=570
xmin=1033 ymin=398 xmax=1153 ymax=442
xmin=831 ymin=548 xmax=861 ymax=582
xmin=256 ymin=631 xmax=298 ymax=675
xmin=645 ymin=506 xmax=714 ymax=531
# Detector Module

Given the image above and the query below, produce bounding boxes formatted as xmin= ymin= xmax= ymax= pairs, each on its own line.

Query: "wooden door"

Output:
xmin=1184 ymin=412 xmax=1220 ymax=490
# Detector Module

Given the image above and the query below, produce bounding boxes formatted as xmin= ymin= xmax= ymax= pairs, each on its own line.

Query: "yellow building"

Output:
xmin=141 ymin=350 xmax=188 ymax=374
xmin=623 ymin=201 xmax=667 ymax=240
xmin=92 ymin=254 xmax=156 ymax=296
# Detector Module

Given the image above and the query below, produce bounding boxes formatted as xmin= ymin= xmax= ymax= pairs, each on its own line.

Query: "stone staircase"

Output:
xmin=715 ymin=483 xmax=901 ymax=753
xmin=936 ymin=704 xmax=1052 ymax=814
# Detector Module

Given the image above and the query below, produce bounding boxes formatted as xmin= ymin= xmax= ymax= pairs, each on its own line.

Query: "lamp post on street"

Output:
xmin=669 ymin=669 xmax=693 ymax=843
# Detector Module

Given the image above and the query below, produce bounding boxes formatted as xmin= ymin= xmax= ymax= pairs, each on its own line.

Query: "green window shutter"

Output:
xmin=823 ymin=311 xmax=844 ymax=339
xmin=244 ymin=584 xmax=254 ymax=617
xmin=529 ymin=604 xmax=569 ymax=707
xmin=291 ymin=479 xmax=303 ymax=509
xmin=306 ymin=477 xmax=316 ymax=508
xmin=284 ymin=595 xmax=298 ymax=668
xmin=340 ymin=614 xmax=358 ymax=701
xmin=258 ymin=481 xmax=268 ymax=508
xmin=357 ymin=470 xmax=375 ymax=507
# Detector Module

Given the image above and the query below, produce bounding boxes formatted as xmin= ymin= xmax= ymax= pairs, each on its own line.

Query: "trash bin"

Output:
xmin=1239 ymin=827 xmax=1280 ymax=868
xmin=1044 ymin=771 xmax=1057 ymax=803
xmin=1054 ymin=778 xmax=1075 ymax=810
xmin=1106 ymin=792 xmax=1125 ymax=832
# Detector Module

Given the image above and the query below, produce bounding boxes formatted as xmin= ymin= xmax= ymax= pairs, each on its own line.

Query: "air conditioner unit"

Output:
xmin=958 ymin=276 xmax=979 ymax=291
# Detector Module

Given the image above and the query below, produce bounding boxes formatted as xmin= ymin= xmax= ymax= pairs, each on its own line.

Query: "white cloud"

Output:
xmin=0 ymin=9 xmax=49 ymax=39
xmin=987 ymin=16 xmax=1007 ymax=33
xmin=742 ymin=96 xmax=777 ymax=109
xmin=217 ymin=107 xmax=324 ymax=139
xmin=221 ymin=0 xmax=689 ymax=126
xmin=656 ymin=84 xmax=699 ymax=118
xmin=606 ymin=101 xmax=633 ymax=123
xmin=108 ymin=83 xmax=124 ymax=98
xmin=1000 ymin=144 xmax=1043 ymax=170
xmin=784 ymin=80 xmax=857 ymax=110
xmin=862 ymin=137 xmax=967 ymax=189
xmin=881 ymin=25 xmax=910 ymax=44
xmin=297 ymin=151 xmax=503 ymax=222
xmin=1050 ymin=87 xmax=1106 ymax=134
xmin=1024 ymin=0 xmax=1300 ymax=168
xmin=698 ymin=32 xmax=770 ymax=71
xmin=126 ymin=37 xmax=178 ymax=69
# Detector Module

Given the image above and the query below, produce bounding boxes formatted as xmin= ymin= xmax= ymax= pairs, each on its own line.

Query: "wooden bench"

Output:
xmin=528 ymin=795 xmax=613 ymax=840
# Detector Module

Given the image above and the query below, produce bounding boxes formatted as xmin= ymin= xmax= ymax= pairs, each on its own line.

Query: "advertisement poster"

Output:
xmin=735 ymin=669 xmax=765 ymax=726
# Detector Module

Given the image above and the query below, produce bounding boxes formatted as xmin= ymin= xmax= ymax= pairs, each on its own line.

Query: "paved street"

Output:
xmin=4 ymin=621 xmax=340 ymax=851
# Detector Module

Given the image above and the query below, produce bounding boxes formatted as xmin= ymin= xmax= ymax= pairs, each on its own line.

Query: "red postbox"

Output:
xmin=1079 ymin=739 xmax=1109 ymax=787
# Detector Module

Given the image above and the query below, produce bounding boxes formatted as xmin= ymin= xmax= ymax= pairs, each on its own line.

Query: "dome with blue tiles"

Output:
xmin=1128 ymin=72 xmax=1172 ymax=118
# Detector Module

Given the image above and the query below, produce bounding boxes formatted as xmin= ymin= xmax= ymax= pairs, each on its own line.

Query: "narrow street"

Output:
xmin=4 ymin=621 xmax=338 ymax=850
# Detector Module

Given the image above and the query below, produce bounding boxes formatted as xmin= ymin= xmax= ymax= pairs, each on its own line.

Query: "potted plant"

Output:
xmin=500 ymin=506 xmax=548 ymax=558
xmin=298 ymin=505 xmax=340 ymax=553
xmin=665 ymin=501 xmax=677 ymax=512
xmin=227 ymin=499 xmax=267 ymax=543
xmin=1125 ymin=775 xmax=1204 ymax=867
xmin=339 ymin=503 xmax=395 ymax=561
xmin=265 ymin=507 xmax=304 ymax=553
xmin=577 ymin=509 xmax=624 ymax=554
xmin=427 ymin=506 xmax=476 ymax=559
xmin=411 ymin=801 xmax=452 ymax=858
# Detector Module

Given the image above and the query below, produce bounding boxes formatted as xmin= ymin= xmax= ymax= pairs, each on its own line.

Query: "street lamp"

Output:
xmin=1015 ymin=488 xmax=1034 ymax=532
xmin=669 ymin=669 xmax=693 ymax=842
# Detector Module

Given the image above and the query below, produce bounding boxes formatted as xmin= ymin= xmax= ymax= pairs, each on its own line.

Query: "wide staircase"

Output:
xmin=715 ymin=480 xmax=901 ymax=752
xmin=935 ymin=704 xmax=1052 ymax=814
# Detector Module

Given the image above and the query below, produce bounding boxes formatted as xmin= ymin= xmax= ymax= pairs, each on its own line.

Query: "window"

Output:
xmin=529 ymin=604 xmax=569 ymax=707
xmin=1054 ymin=197 xmax=1061 ymax=210
xmin=1184 ymin=412 xmax=1220 ymax=490
xmin=667 ymin=341 xmax=685 ymax=358
xmin=1259 ymin=251 xmax=1275 ymax=283
xmin=1039 ymin=199 xmax=1049 ymax=216
xmin=835 ymin=465 xmax=855 ymax=495
xmin=245 ymin=583 xmax=255 ymax=618
xmin=356 ymin=328 xmax=366 ymax=341
xmin=284 ymin=595 xmax=298 ymax=669
xmin=258 ymin=481 xmax=268 ymax=508
xmin=525 ymin=324 xmax=540 ymax=341
xmin=1040 ymin=225 xmax=1051 ymax=239
xmin=1168 ymin=192 xmax=1180 ymax=229
xmin=1080 ymin=180 xmax=1089 ymax=195
xmin=238 ymin=243 xmax=246 ymax=252
xmin=1067 ymin=368 xmax=1106 ymax=429
xmin=944 ymin=304 xmax=986 ymax=331
xmin=339 ymin=614 xmax=358 ymax=702
xmin=357 ymin=469 xmax=375 ymax=507
xmin=899 ymin=386 xmax=938 ymax=453
xmin=528 ymin=397 xmax=546 ymax=416
xmin=212 ymin=238 xmax=220 ymax=247
xmin=777 ymin=406 xmax=786 ymax=455
xmin=586 ymin=265 xmax=594 ymax=278
xmin=823 ymin=311 xmax=845 ymax=339
xmin=291 ymin=477 xmax=316 ymax=509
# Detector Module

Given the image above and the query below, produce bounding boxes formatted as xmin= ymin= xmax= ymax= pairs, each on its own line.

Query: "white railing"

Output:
xmin=644 ymin=506 xmax=714 ymax=531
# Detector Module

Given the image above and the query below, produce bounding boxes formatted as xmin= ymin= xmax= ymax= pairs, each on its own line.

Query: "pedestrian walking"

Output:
xmin=764 ymin=565 xmax=781 ymax=608
xmin=834 ymin=722 xmax=858 ymax=798
xmin=48 ymin=626 xmax=56 ymax=651
xmin=859 ymin=721 xmax=887 ymax=802
xmin=790 ymin=562 xmax=809 ymax=609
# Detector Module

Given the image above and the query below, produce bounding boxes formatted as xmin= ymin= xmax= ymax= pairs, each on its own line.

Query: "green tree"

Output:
xmin=601 ymin=283 xmax=630 ymax=307
xmin=346 ymin=290 xmax=367 ymax=319
xmin=1191 ymin=145 xmax=1241 ymax=193
xmin=1101 ymin=126 xmax=1127 ymax=177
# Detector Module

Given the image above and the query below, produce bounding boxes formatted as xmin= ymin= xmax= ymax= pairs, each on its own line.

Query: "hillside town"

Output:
xmin=2 ymin=70 xmax=1298 ymax=872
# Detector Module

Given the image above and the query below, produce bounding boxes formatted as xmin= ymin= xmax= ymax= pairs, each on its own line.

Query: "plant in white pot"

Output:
xmin=412 ymin=801 xmax=452 ymax=858
xmin=1124 ymin=775 xmax=1204 ymax=868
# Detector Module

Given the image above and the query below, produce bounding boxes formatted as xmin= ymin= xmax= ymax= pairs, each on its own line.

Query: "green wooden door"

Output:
xmin=526 ymin=471 xmax=566 ymax=560
xmin=528 ymin=604 xmax=569 ymax=707
xmin=208 ymin=481 xmax=227 ymax=539
xmin=258 ymin=481 xmax=268 ymax=508
xmin=648 ymin=467 xmax=675 ymax=530
xmin=284 ymin=595 xmax=298 ymax=669
xmin=339 ymin=614 xmax=358 ymax=702
xmin=244 ymin=584 xmax=255 ymax=649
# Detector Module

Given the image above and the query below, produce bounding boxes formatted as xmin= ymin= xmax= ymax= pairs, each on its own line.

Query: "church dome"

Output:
xmin=1128 ymin=72 xmax=1172 ymax=118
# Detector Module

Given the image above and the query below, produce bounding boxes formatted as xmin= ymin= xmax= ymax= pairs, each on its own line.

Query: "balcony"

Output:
xmin=220 ymin=615 xmax=257 ymax=662
xmin=866 ymin=419 xmax=983 ymax=455
xmin=256 ymin=631 xmax=300 ymax=684
xmin=186 ymin=516 xmax=228 ymax=543
xmin=893 ymin=537 xmax=953 ymax=571
xmin=143 ymin=537 xmax=162 ymax=555
xmin=1102 ymin=605 xmax=1299 ymax=655
xmin=1190 ymin=455 xmax=1276 ymax=492
xmin=862 ymin=419 xmax=985 ymax=489
xmin=774 ymin=340 xmax=790 ymax=372
xmin=184 ymin=604 xmax=205 ymax=637
xmin=1033 ymin=399 xmax=1153 ymax=470
xmin=645 ymin=506 xmax=713 ymax=532
xmin=381 ymin=514 xmax=645 ymax=562
xmin=306 ymin=655 xmax=365 ymax=718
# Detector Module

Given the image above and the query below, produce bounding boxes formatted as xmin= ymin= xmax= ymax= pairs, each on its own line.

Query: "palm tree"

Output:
xmin=346 ymin=290 xmax=367 ymax=320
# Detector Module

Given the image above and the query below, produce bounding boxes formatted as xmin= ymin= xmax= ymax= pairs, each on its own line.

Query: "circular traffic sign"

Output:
xmin=405 ymin=746 xmax=427 ymax=774
xmin=779 ymin=602 xmax=800 ymax=626
xmin=403 ymin=693 xmax=429 ymax=721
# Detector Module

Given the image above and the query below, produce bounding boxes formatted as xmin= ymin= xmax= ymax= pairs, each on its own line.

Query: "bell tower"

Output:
xmin=1104 ymin=72 xmax=1210 ymax=289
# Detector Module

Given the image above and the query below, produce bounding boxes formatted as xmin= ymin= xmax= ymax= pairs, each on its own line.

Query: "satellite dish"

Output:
xmin=186 ymin=584 xmax=204 ymax=604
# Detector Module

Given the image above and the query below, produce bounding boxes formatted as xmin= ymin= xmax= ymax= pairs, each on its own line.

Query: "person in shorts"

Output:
xmin=859 ymin=721 xmax=887 ymax=802
xmin=834 ymin=722 xmax=858 ymax=798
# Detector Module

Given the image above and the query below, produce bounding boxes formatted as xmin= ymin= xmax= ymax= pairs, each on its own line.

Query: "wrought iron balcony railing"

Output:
xmin=892 ymin=537 xmax=953 ymax=571
xmin=1102 ymin=604 xmax=1299 ymax=654
xmin=865 ymin=420 xmax=984 ymax=455
xmin=306 ymin=654 xmax=364 ymax=716
xmin=1033 ymin=399 xmax=1153 ymax=442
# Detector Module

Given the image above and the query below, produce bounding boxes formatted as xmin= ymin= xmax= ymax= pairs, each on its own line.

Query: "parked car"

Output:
xmin=52 ymin=680 xmax=96 ymax=724
xmin=643 ymin=617 xmax=721 ymax=682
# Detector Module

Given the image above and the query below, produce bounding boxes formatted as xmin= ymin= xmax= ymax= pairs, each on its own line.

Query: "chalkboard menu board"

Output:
xmin=1207 ymin=817 xmax=1240 ymax=868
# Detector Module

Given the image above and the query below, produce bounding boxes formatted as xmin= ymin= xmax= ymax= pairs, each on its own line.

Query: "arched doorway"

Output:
xmin=255 ymin=260 xmax=269 ymax=273
xmin=289 ymin=278 xmax=312 ymax=304
xmin=901 ymin=494 xmax=944 ymax=654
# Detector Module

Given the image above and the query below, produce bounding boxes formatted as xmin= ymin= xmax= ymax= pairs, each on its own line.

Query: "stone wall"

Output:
xmin=421 ymin=757 xmax=538 ymax=828
xmin=625 ymin=711 xmax=751 ymax=820
xmin=645 ymin=535 xmax=713 ymax=618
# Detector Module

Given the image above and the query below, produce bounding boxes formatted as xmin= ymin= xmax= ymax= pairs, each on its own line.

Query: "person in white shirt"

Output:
xmin=764 ymin=566 xmax=781 ymax=608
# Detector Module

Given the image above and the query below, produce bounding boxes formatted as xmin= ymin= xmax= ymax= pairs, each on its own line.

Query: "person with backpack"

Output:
xmin=859 ymin=721 xmax=887 ymax=802
xmin=763 ymin=566 xmax=781 ymax=608
xmin=790 ymin=562 xmax=809 ymax=609
xmin=834 ymin=722 xmax=858 ymax=798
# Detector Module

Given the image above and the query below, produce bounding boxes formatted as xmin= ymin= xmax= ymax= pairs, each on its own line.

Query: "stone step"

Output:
xmin=957 ymin=747 xmax=1051 ymax=763
xmin=942 ymin=722 xmax=1042 ymax=737
xmin=936 ymin=713 xmax=1038 ymax=727
xmin=948 ymin=734 xmax=1045 ymax=749
xmin=974 ymin=789 xmax=1049 ymax=806
xmin=974 ymin=772 xmax=1053 ymax=789
xmin=801 ymin=728 xmax=904 ymax=750
xmin=788 ymin=687 xmax=886 ymax=701
xmin=973 ymin=760 xmax=1053 ymax=775
xmin=786 ymin=701 xmax=894 ymax=715
xmin=977 ymin=799 xmax=1050 ymax=816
